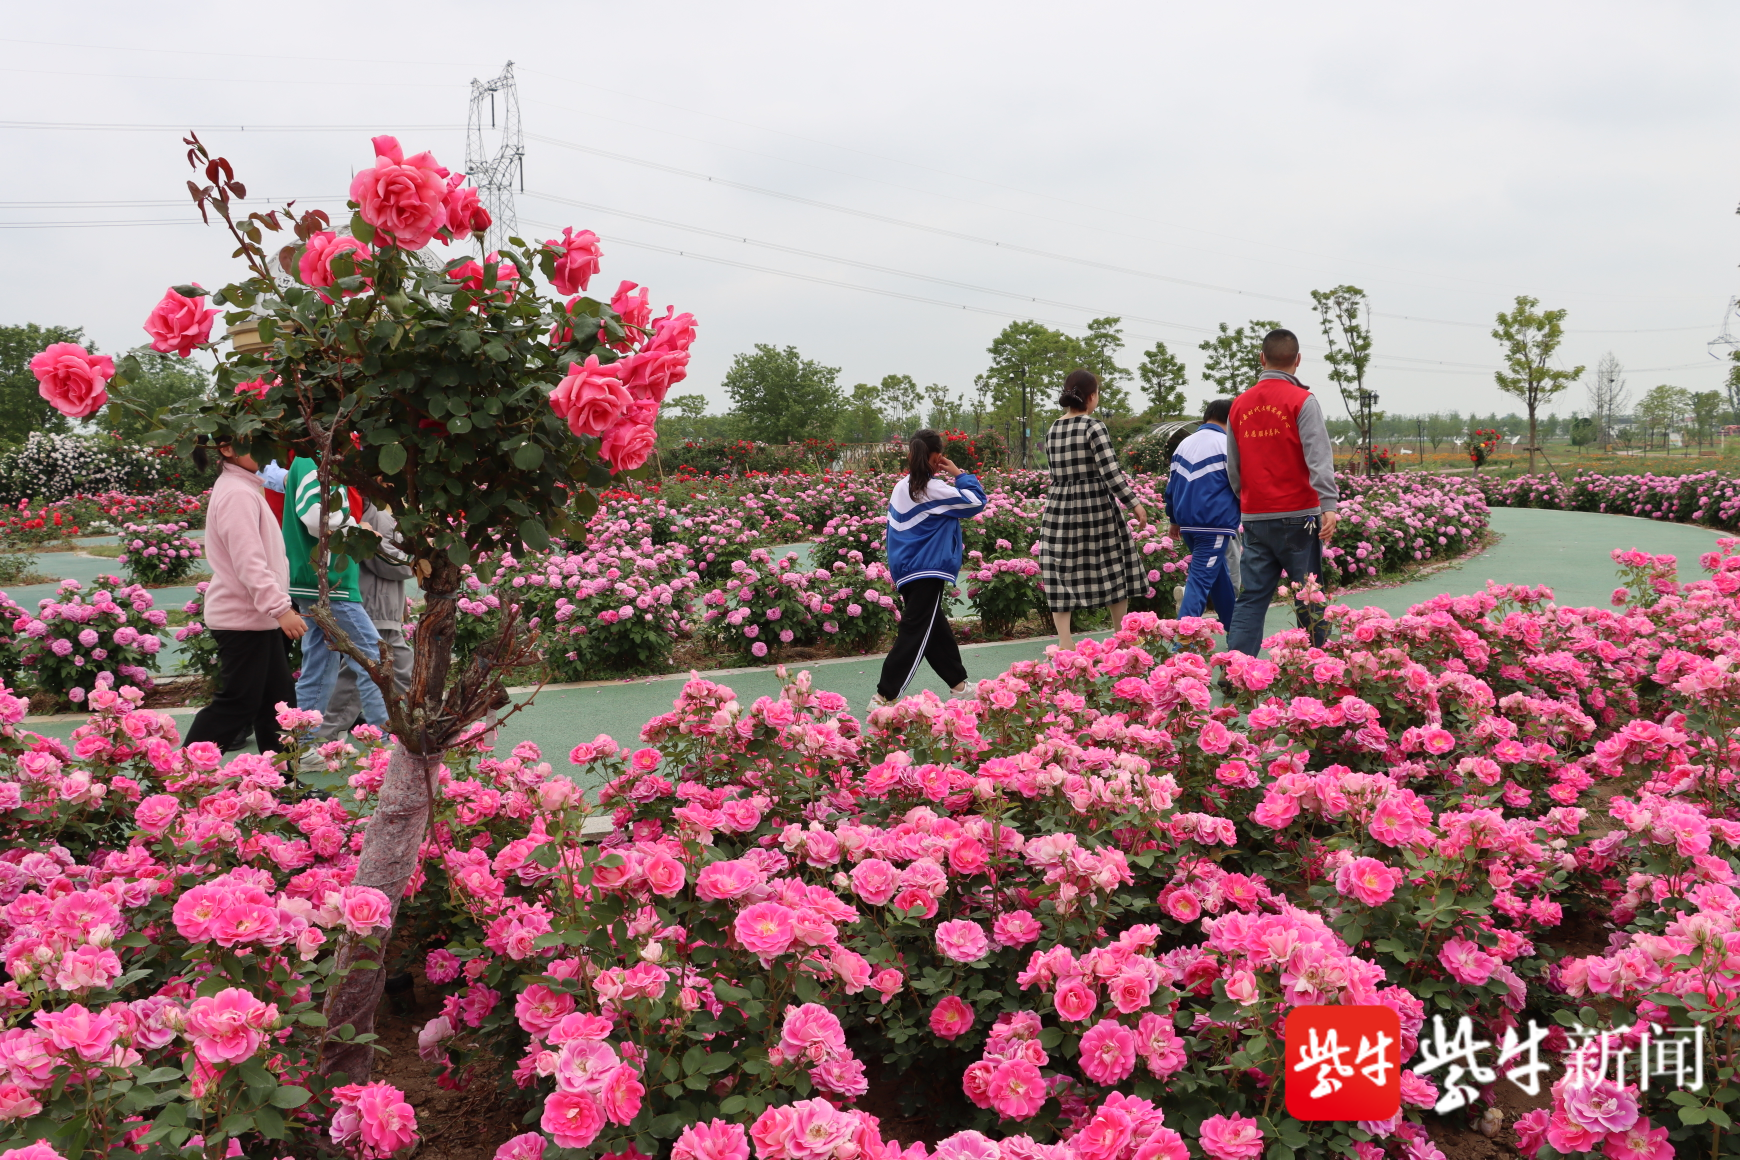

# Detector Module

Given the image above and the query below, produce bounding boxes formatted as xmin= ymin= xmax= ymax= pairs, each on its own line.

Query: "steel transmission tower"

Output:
xmin=466 ymin=61 xmax=524 ymax=247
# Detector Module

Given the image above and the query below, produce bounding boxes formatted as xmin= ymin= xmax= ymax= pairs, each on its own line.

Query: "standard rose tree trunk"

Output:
xmin=319 ymin=746 xmax=440 ymax=1081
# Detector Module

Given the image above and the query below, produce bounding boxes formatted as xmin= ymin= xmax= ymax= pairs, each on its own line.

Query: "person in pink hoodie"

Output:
xmin=184 ymin=441 xmax=308 ymax=752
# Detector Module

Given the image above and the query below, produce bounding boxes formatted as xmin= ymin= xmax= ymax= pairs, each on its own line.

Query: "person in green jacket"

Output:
xmin=282 ymin=456 xmax=390 ymax=733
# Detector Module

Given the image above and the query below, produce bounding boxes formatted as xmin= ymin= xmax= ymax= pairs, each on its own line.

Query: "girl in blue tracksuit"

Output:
xmin=1164 ymin=397 xmax=1242 ymax=625
xmin=872 ymin=429 xmax=988 ymax=707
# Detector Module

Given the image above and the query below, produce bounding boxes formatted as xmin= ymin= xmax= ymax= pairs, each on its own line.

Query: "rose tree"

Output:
xmin=41 ymin=131 xmax=695 ymax=1079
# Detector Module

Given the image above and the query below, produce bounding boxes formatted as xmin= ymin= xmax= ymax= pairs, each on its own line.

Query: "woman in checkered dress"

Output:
xmin=1041 ymin=369 xmax=1150 ymax=650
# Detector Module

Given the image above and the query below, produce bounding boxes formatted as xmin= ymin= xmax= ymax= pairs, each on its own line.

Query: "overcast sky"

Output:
xmin=5 ymin=1 xmax=1737 ymax=420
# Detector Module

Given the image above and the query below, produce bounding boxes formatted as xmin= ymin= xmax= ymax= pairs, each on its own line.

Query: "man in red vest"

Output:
xmin=1224 ymin=328 xmax=1339 ymax=655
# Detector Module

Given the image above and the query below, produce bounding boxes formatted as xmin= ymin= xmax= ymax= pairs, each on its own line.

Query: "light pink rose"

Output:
xmin=696 ymin=859 xmax=764 ymax=901
xmin=1337 ymin=856 xmax=1403 ymax=907
xmin=184 ymin=987 xmax=277 ymax=1065
xmin=494 ymin=1133 xmax=547 ymax=1160
xmin=935 ymin=918 xmax=990 ymax=964
xmin=992 ymin=910 xmax=1042 ymax=948
xmin=673 ymin=1119 xmax=749 ymax=1160
xmin=735 ymin=902 xmax=796 ymax=960
xmin=298 ymin=231 xmax=372 ymax=292
xmin=28 ymin=343 xmax=113 ymax=419
xmin=1198 ymin=1114 xmax=1265 ymax=1160
xmin=34 ymin=1003 xmax=121 ymax=1062
xmin=548 ymin=227 xmax=603 ymax=295
xmin=133 ymin=793 xmax=180 ymax=835
xmin=142 ymin=287 xmax=217 ymax=357
xmin=850 ymin=858 xmax=899 ymax=905
xmin=600 ymin=1063 xmax=645 ymax=1125
xmin=549 ymin=355 xmax=631 ymax=438
xmin=339 ymin=885 xmax=393 ymax=936
xmin=599 ymin=421 xmax=658 ymax=472
xmin=349 ymin=135 xmax=450 ymax=250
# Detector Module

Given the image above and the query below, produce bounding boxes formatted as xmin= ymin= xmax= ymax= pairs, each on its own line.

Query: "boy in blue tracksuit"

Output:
xmin=1165 ymin=398 xmax=1242 ymax=626
xmin=872 ymin=429 xmax=988 ymax=708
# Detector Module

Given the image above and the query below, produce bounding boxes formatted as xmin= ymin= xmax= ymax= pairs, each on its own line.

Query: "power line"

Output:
xmin=0 ymin=35 xmax=482 ymax=67
xmin=526 ymin=131 xmax=1720 ymax=336
xmin=0 ymin=218 xmax=201 ymax=229
xmin=519 ymin=71 xmax=1720 ymax=311
xmin=0 ymin=195 xmax=343 ymax=208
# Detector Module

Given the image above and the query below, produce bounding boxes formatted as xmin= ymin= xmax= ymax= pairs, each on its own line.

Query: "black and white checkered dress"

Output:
xmin=1040 ymin=414 xmax=1146 ymax=611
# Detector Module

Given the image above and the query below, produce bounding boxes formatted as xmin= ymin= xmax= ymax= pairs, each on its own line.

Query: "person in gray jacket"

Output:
xmin=311 ymin=503 xmax=415 ymax=743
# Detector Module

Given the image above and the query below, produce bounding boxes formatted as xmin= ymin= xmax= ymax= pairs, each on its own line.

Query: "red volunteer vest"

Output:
xmin=1227 ymin=376 xmax=1320 ymax=515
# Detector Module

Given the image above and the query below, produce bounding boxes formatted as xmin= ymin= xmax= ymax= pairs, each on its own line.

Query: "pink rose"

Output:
xmin=34 ymin=1003 xmax=121 ymax=1062
xmin=426 ymin=948 xmax=461 ymax=983
xmin=339 ymin=885 xmax=393 ymax=936
xmin=850 ymin=858 xmax=899 ymax=905
xmin=1077 ymin=1018 xmax=1137 ymax=1084
xmin=349 ymin=135 xmax=450 ymax=250
xmin=443 ymin=175 xmax=491 ymax=243
xmin=640 ymin=850 xmax=687 ymax=897
xmin=935 ymin=918 xmax=990 ymax=964
xmin=134 ymin=793 xmax=180 ymax=835
xmin=298 ymin=231 xmax=372 ymax=293
xmin=673 ymin=1119 xmax=750 ymax=1160
xmin=647 ymin=307 xmax=697 ymax=353
xmin=184 ymin=987 xmax=277 ymax=1065
xmin=331 ymin=1080 xmax=419 ymax=1157
xmin=1053 ymin=977 xmax=1098 ymax=1023
xmin=987 ymin=1058 xmax=1045 ymax=1119
xmin=778 ymin=1002 xmax=847 ymax=1063
xmin=600 ymin=280 xmax=652 ymax=348
xmin=0 ymin=1085 xmax=43 ymax=1122
xmin=1198 ymin=1114 xmax=1265 ymax=1160
xmin=696 ymin=860 xmax=765 ymax=901
xmin=735 ymin=902 xmax=797 ymax=961
xmin=1337 ymin=856 xmax=1403 ymax=907
xmin=548 ymin=227 xmax=603 ymax=296
xmin=449 ymin=253 xmax=520 ymax=303
xmin=0 ymin=1143 xmax=62 ymax=1160
xmin=495 ymin=1133 xmax=547 ymax=1160
xmin=1107 ymin=968 xmax=1157 ymax=1015
xmin=616 ymin=349 xmax=689 ymax=404
xmin=142 ymin=287 xmax=217 ymax=358
xmin=550 ymin=355 xmax=631 ymax=438
xmin=992 ymin=910 xmax=1042 ymax=948
xmin=28 ymin=343 xmax=113 ymax=419
xmin=599 ymin=421 xmax=658 ymax=472
xmin=1133 ymin=1128 xmax=1189 ymax=1160
xmin=1438 ymin=936 xmax=1497 ymax=986
xmin=929 ymin=995 xmax=975 ymax=1040
xmin=1074 ymin=1107 xmax=1133 ymax=1160
xmin=872 ymin=968 xmax=903 ymax=1003
xmin=542 ymin=1089 xmax=605 ymax=1150
xmin=600 ymin=1063 xmax=645 ymax=1125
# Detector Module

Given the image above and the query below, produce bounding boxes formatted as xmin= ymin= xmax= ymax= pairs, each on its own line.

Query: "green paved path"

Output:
xmin=19 ymin=509 xmax=1727 ymax=786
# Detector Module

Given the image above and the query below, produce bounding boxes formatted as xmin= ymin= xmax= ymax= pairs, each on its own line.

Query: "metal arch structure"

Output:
xmin=466 ymin=61 xmax=524 ymax=249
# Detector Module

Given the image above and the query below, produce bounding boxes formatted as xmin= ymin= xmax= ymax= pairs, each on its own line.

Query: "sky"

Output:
xmin=4 ymin=0 xmax=1738 ymax=421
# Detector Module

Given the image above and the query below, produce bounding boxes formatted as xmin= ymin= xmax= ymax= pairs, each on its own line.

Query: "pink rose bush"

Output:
xmin=700 ymin=548 xmax=901 ymax=662
xmin=115 ymin=521 xmax=203 ymax=587
xmin=0 ymin=676 xmax=416 ymax=1158
xmin=3 ymin=536 xmax=1740 ymax=1155
xmin=10 ymin=578 xmax=163 ymax=700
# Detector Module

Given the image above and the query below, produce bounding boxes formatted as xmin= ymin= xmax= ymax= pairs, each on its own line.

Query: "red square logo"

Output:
xmin=1283 ymin=1006 xmax=1402 ymax=1121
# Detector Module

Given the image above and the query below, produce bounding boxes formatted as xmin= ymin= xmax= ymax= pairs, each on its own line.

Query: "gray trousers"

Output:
xmin=311 ymin=626 xmax=413 ymax=742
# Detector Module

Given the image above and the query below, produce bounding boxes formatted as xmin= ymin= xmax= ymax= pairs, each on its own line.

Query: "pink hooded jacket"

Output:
xmin=201 ymin=462 xmax=294 ymax=631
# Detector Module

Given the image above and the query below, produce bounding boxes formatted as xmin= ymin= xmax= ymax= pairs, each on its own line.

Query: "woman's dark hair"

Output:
xmin=1059 ymin=368 xmax=1099 ymax=411
xmin=908 ymin=429 xmax=945 ymax=501
xmin=192 ymin=435 xmax=214 ymax=472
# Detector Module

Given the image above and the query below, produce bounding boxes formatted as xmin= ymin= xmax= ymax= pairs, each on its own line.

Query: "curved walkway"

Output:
xmin=18 ymin=509 xmax=1726 ymax=785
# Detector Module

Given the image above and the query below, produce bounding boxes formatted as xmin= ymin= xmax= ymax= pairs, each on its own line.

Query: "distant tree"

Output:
xmin=975 ymin=321 xmax=1079 ymax=467
xmin=1569 ymin=414 xmax=1596 ymax=446
xmin=1692 ymin=390 xmax=1723 ymax=446
xmin=0 ymin=322 xmax=82 ymax=447
xmin=1198 ymin=320 xmax=1281 ymax=398
xmin=877 ymin=373 xmax=924 ymax=436
xmin=840 ymin=383 xmax=886 ymax=444
xmin=1586 ymin=352 xmax=1630 ymax=446
xmin=1492 ymin=296 xmax=1584 ymax=473
xmin=1425 ymin=411 xmax=1461 ymax=451
xmin=924 ymin=383 xmax=971 ymax=432
xmin=1635 ymin=384 xmax=1690 ymax=449
xmin=658 ymin=393 xmax=726 ymax=446
xmin=1726 ymin=348 xmax=1740 ymax=419
xmin=101 ymin=349 xmax=209 ymax=446
xmin=722 ymin=344 xmax=843 ymax=444
xmin=1311 ymin=286 xmax=1376 ymax=470
xmin=1078 ymin=317 xmax=1134 ymax=416
xmin=1135 ymin=341 xmax=1189 ymax=416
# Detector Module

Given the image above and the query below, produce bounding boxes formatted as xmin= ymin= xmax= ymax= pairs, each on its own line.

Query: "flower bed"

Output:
xmin=116 ymin=522 xmax=204 ymax=587
xmin=2 ymin=542 xmax=1738 ymax=1159
xmin=1473 ymin=468 xmax=1740 ymax=529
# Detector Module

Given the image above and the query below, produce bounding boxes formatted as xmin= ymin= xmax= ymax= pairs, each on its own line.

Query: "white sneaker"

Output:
xmin=865 ymin=693 xmax=892 ymax=714
xmin=950 ymin=681 xmax=968 ymax=695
